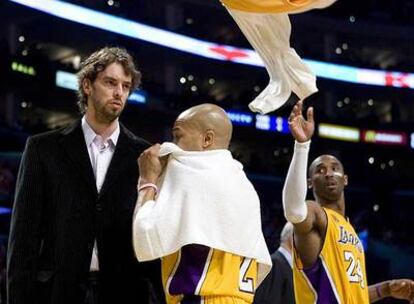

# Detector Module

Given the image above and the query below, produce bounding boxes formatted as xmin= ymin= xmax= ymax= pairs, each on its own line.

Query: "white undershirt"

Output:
xmin=81 ymin=116 xmax=120 ymax=271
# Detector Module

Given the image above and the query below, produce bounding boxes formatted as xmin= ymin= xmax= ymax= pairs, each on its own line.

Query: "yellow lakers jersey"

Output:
xmin=162 ymin=244 xmax=257 ymax=304
xmin=221 ymin=0 xmax=314 ymax=13
xmin=293 ymin=208 xmax=369 ymax=304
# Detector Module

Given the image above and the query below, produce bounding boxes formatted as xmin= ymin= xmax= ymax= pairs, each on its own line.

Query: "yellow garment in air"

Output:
xmin=293 ymin=208 xmax=369 ymax=304
xmin=162 ymin=245 xmax=257 ymax=304
xmin=221 ymin=0 xmax=317 ymax=13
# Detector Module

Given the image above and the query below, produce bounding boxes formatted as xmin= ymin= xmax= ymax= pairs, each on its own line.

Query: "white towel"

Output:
xmin=222 ymin=0 xmax=337 ymax=114
xmin=133 ymin=142 xmax=272 ymax=285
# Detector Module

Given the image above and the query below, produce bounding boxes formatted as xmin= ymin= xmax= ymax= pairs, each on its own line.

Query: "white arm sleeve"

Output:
xmin=282 ymin=140 xmax=310 ymax=223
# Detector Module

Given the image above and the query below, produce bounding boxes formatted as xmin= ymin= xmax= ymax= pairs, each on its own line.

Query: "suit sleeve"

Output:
xmin=7 ymin=137 xmax=45 ymax=303
xmin=254 ymin=257 xmax=284 ymax=304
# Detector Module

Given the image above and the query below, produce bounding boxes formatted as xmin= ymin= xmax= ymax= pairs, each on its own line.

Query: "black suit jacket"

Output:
xmin=253 ymin=249 xmax=295 ymax=304
xmin=7 ymin=119 xmax=163 ymax=304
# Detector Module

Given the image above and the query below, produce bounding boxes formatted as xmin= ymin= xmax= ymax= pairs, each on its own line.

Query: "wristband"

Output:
xmin=138 ymin=183 xmax=158 ymax=195
xmin=375 ymin=285 xmax=382 ymax=299
xmin=294 ymin=140 xmax=311 ymax=151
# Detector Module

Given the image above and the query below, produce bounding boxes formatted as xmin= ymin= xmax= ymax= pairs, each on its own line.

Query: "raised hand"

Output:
xmin=288 ymin=100 xmax=314 ymax=143
xmin=137 ymin=144 xmax=166 ymax=184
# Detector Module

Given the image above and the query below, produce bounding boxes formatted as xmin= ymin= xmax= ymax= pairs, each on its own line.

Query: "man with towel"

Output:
xmin=132 ymin=104 xmax=272 ymax=304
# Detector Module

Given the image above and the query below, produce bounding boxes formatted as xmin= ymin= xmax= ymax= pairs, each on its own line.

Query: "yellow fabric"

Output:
xmin=221 ymin=0 xmax=315 ymax=13
xmin=293 ymin=208 xmax=369 ymax=304
xmin=162 ymin=248 xmax=257 ymax=304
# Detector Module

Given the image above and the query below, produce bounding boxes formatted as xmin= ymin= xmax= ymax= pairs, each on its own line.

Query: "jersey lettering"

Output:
xmin=239 ymin=258 xmax=254 ymax=293
xmin=344 ymin=251 xmax=365 ymax=288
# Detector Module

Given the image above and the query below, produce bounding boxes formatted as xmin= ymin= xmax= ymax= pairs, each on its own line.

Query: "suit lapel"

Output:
xmin=59 ymin=119 xmax=98 ymax=196
xmin=98 ymin=125 xmax=136 ymax=198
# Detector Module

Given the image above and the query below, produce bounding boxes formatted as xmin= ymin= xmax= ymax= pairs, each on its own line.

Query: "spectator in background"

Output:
xmin=254 ymin=222 xmax=295 ymax=304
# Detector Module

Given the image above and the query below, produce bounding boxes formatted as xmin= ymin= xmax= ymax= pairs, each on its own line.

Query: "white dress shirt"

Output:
xmin=278 ymin=246 xmax=293 ymax=269
xmin=81 ymin=116 xmax=120 ymax=271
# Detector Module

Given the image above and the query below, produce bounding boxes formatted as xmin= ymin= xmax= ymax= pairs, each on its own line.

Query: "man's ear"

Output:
xmin=307 ymin=178 xmax=312 ymax=189
xmin=344 ymin=174 xmax=348 ymax=186
xmin=82 ymin=79 xmax=92 ymax=96
xmin=202 ymin=130 xmax=215 ymax=149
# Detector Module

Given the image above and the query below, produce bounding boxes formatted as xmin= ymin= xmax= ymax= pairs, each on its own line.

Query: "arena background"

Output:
xmin=1 ymin=0 xmax=413 ymax=303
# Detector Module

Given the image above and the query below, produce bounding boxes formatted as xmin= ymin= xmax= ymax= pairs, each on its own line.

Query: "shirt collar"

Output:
xmin=81 ymin=116 xmax=120 ymax=147
xmin=278 ymin=246 xmax=293 ymax=268
xmin=107 ymin=122 xmax=120 ymax=146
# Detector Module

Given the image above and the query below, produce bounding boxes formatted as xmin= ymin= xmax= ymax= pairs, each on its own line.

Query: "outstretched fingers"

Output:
xmin=294 ymin=100 xmax=303 ymax=116
xmin=307 ymin=107 xmax=314 ymax=124
xmin=289 ymin=101 xmax=303 ymax=123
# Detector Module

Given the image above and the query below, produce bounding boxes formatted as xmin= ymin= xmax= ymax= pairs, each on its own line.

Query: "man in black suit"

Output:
xmin=7 ymin=47 xmax=162 ymax=304
xmin=253 ymin=222 xmax=295 ymax=304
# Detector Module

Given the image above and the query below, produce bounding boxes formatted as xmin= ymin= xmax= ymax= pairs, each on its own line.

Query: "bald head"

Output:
xmin=173 ymin=103 xmax=233 ymax=151
xmin=279 ymin=222 xmax=294 ymax=253
xmin=280 ymin=222 xmax=293 ymax=244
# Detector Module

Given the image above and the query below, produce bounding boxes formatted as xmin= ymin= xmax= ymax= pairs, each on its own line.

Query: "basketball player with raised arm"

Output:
xmin=283 ymin=100 xmax=414 ymax=303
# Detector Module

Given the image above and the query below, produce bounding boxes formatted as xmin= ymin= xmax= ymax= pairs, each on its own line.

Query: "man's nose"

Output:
xmin=325 ymin=168 xmax=334 ymax=177
xmin=113 ymin=84 xmax=123 ymax=97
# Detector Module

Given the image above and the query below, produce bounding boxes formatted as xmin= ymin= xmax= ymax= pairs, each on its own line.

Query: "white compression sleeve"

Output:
xmin=282 ymin=140 xmax=310 ymax=223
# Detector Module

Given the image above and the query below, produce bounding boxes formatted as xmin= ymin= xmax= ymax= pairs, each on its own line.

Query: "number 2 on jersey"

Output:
xmin=239 ymin=257 xmax=254 ymax=293
xmin=344 ymin=251 xmax=364 ymax=288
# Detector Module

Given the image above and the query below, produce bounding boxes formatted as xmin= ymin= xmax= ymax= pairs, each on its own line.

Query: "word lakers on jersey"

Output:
xmin=293 ymin=208 xmax=369 ymax=304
